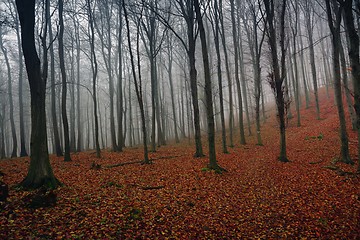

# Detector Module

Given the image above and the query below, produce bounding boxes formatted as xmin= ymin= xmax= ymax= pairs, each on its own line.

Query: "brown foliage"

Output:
xmin=0 ymin=89 xmax=359 ymax=239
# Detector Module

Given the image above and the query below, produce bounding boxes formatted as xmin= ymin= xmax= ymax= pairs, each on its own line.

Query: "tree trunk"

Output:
xmin=59 ymin=0 xmax=71 ymax=162
xmin=325 ymin=0 xmax=353 ymax=164
xmin=264 ymin=0 xmax=289 ymax=162
xmin=194 ymin=0 xmax=224 ymax=171
xmin=305 ymin=5 xmax=320 ymax=119
xmin=0 ymin=27 xmax=17 ymax=158
xmin=342 ymin=0 xmax=360 ymax=170
xmin=123 ymin=1 xmax=149 ymax=164
xmin=219 ymin=0 xmax=234 ymax=147
xmin=117 ymin=5 xmax=124 ymax=151
xmin=16 ymin=0 xmax=59 ymax=189
xmin=213 ymin=0 xmax=228 ymax=153
xmin=230 ymin=0 xmax=246 ymax=145
xmin=87 ymin=0 xmax=101 ymax=158
xmin=15 ymin=13 xmax=28 ymax=157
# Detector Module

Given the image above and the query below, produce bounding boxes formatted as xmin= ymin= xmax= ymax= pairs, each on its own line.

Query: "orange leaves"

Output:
xmin=0 ymin=89 xmax=360 ymax=238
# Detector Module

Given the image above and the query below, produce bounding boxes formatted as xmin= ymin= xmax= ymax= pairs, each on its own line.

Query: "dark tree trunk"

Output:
xmin=59 ymin=0 xmax=71 ymax=162
xmin=48 ymin=2 xmax=63 ymax=157
xmin=123 ymin=1 xmax=150 ymax=164
xmin=264 ymin=0 xmax=289 ymax=162
xmin=86 ymin=0 xmax=101 ymax=158
xmin=212 ymin=0 xmax=228 ymax=153
xmin=16 ymin=0 xmax=59 ymax=189
xmin=342 ymin=0 xmax=360 ymax=170
xmin=194 ymin=0 xmax=224 ymax=171
xmin=325 ymin=0 xmax=353 ymax=164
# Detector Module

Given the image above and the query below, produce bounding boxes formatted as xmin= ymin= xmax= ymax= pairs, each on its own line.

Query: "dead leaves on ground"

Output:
xmin=1 ymin=90 xmax=360 ymax=239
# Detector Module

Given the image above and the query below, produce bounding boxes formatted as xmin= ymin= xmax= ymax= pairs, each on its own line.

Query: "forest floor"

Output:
xmin=1 ymin=88 xmax=360 ymax=239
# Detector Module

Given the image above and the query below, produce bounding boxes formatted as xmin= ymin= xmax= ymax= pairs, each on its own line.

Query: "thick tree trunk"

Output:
xmin=16 ymin=0 xmax=59 ymax=189
xmin=342 ymin=0 xmax=360 ymax=170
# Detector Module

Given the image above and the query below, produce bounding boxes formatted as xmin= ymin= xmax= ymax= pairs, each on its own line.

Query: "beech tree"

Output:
xmin=0 ymin=26 xmax=17 ymax=158
xmin=264 ymin=0 xmax=289 ymax=162
xmin=123 ymin=0 xmax=150 ymax=164
xmin=342 ymin=0 xmax=360 ymax=171
xmin=194 ymin=0 xmax=225 ymax=172
xmin=325 ymin=0 xmax=353 ymax=164
xmin=15 ymin=0 xmax=59 ymax=188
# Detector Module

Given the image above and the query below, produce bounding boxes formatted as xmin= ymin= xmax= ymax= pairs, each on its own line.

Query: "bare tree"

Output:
xmin=194 ymin=0 xmax=225 ymax=172
xmin=123 ymin=0 xmax=150 ymax=164
xmin=230 ymin=0 xmax=246 ymax=145
xmin=16 ymin=0 xmax=59 ymax=188
xmin=342 ymin=0 xmax=360 ymax=170
xmin=0 ymin=26 xmax=17 ymax=158
xmin=264 ymin=0 xmax=289 ymax=162
xmin=58 ymin=0 xmax=71 ymax=162
xmin=325 ymin=0 xmax=353 ymax=164
xmin=86 ymin=0 xmax=101 ymax=158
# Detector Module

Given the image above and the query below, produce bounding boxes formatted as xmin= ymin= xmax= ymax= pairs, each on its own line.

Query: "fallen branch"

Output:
xmin=141 ymin=185 xmax=165 ymax=190
xmin=104 ymin=155 xmax=184 ymax=169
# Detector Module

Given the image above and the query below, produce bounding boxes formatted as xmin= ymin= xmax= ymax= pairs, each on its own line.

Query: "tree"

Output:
xmin=218 ymin=0 xmax=234 ymax=147
xmin=86 ymin=0 xmax=101 ymax=158
xmin=243 ymin=0 xmax=266 ymax=145
xmin=301 ymin=0 xmax=320 ymax=119
xmin=342 ymin=0 xmax=360 ymax=171
xmin=153 ymin=0 xmax=205 ymax=157
xmin=48 ymin=0 xmax=63 ymax=157
xmin=325 ymin=0 xmax=353 ymax=164
xmin=123 ymin=0 xmax=150 ymax=164
xmin=289 ymin=1 xmax=301 ymax=127
xmin=230 ymin=0 xmax=246 ymax=145
xmin=264 ymin=0 xmax=289 ymax=162
xmin=209 ymin=0 xmax=228 ymax=153
xmin=15 ymin=0 xmax=59 ymax=189
xmin=194 ymin=0 xmax=225 ymax=172
xmin=0 ymin=26 xmax=17 ymax=158
xmin=58 ymin=0 xmax=72 ymax=162
xmin=139 ymin=0 xmax=166 ymax=151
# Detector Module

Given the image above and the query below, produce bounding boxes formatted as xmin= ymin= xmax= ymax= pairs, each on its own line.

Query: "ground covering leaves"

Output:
xmin=0 ymin=90 xmax=359 ymax=239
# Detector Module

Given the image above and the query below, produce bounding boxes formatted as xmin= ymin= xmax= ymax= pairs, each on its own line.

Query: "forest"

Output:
xmin=0 ymin=0 xmax=359 ymax=238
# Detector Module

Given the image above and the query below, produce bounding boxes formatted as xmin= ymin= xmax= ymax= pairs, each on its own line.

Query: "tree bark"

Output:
xmin=264 ymin=0 xmax=289 ymax=162
xmin=325 ymin=0 xmax=353 ymax=164
xmin=194 ymin=0 xmax=224 ymax=171
xmin=16 ymin=0 xmax=59 ymax=189
xmin=230 ymin=0 xmax=246 ymax=145
xmin=59 ymin=0 xmax=72 ymax=162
